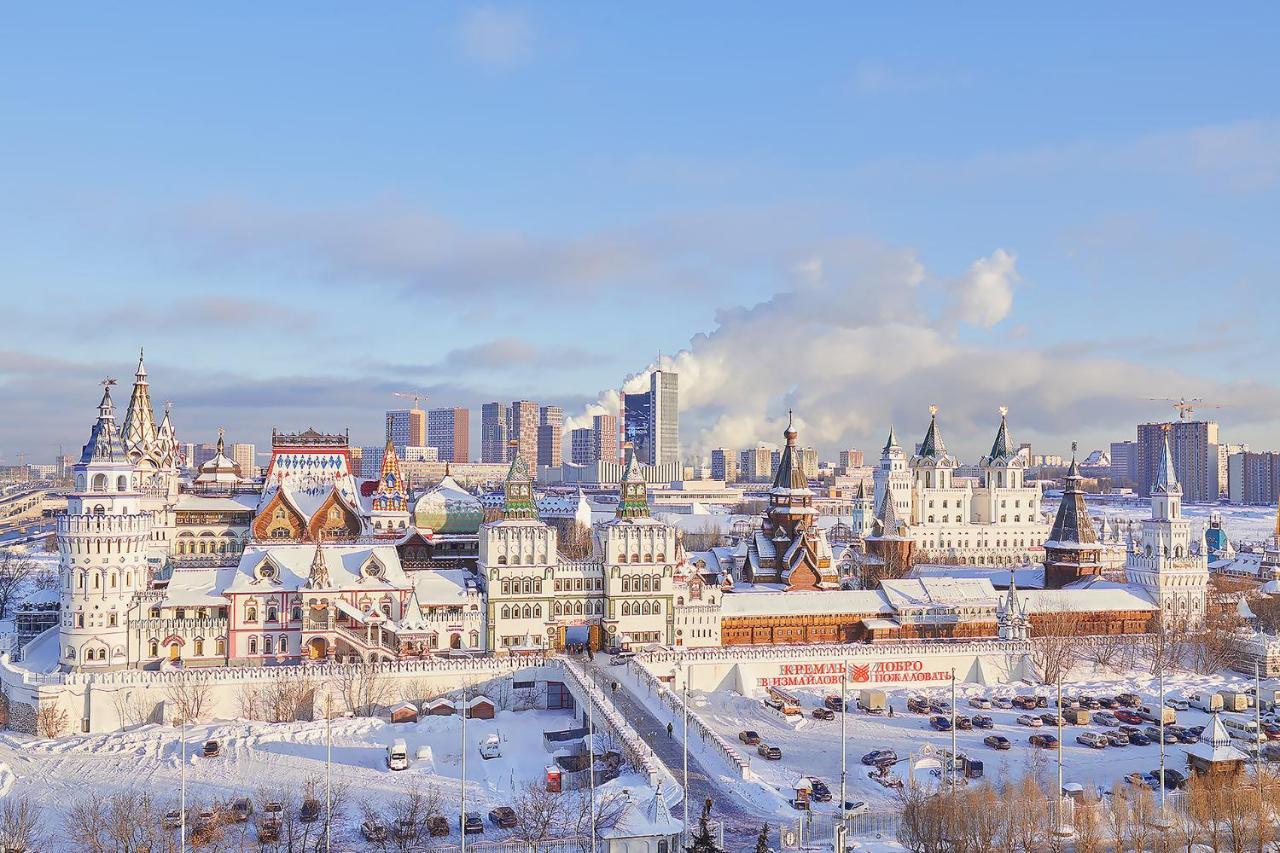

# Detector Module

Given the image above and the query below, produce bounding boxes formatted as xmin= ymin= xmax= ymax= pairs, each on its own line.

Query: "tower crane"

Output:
xmin=1147 ymin=397 xmax=1225 ymax=421
xmin=392 ymin=391 xmax=427 ymax=410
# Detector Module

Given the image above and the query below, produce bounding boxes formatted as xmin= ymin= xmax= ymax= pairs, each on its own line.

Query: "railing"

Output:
xmin=132 ymin=617 xmax=228 ymax=633
xmin=628 ymin=660 xmax=750 ymax=779
xmin=639 ymin=637 xmax=1034 ymax=665
xmin=169 ymin=554 xmax=239 ymax=567
xmin=58 ymin=514 xmax=151 ymax=535
xmin=333 ymin=621 xmax=398 ymax=653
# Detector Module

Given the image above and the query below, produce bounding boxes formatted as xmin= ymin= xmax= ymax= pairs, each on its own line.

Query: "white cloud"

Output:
xmin=952 ymin=248 xmax=1019 ymax=327
xmin=455 ymin=7 xmax=535 ymax=71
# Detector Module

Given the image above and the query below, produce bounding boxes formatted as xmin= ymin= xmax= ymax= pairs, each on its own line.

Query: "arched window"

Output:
xmin=574 ymin=601 xmax=583 ymax=615
xmin=653 ymin=600 xmax=661 ymax=614
xmin=522 ymin=604 xmax=532 ymax=619
xmin=66 ymin=646 xmax=76 ymax=659
xmin=534 ymin=579 xmax=542 ymax=593
xmin=194 ymin=639 xmax=204 ymax=656
xmin=248 ymin=637 xmax=258 ymax=654
xmin=497 ymin=556 xmax=507 ymax=565
xmin=278 ymin=635 xmax=287 ymax=653
xmin=622 ymin=602 xmax=631 ymax=616
xmin=267 ymin=606 xmax=278 ymax=622
xmin=92 ymin=473 xmax=106 ymax=492
xmin=116 ymin=475 xmax=128 ymax=492
xmin=291 ymin=605 xmax=302 ymax=621
xmin=502 ymin=605 xmax=511 ymax=619
xmin=643 ymin=553 xmax=652 ymax=563
xmin=554 ymin=601 xmax=563 ymax=616
xmin=246 ymin=606 xmax=257 ymax=622
xmin=622 ymin=577 xmax=631 ymax=593
xmin=502 ymin=580 xmax=511 ymax=594
xmin=631 ymin=553 xmax=640 ymax=563
xmin=216 ymin=639 xmax=226 ymax=656
xmin=264 ymin=636 xmax=274 ymax=654
xmin=641 ymin=601 xmax=651 ymax=615
xmin=148 ymin=639 xmax=159 ymax=656
xmin=533 ymin=604 xmax=541 ymax=618
xmin=618 ymin=554 xmax=627 ymax=564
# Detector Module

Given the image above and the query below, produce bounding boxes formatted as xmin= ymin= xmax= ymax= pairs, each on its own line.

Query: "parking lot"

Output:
xmin=689 ymin=670 xmax=1277 ymax=821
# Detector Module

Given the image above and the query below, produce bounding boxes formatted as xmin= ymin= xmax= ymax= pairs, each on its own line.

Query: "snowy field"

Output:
xmin=1091 ymin=500 xmax=1278 ymax=544
xmin=0 ymin=707 xmax=649 ymax=848
xmin=687 ymin=667 xmax=1274 ymax=822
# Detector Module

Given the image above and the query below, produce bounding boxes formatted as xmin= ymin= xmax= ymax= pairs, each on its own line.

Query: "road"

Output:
xmin=584 ymin=656 xmax=763 ymax=850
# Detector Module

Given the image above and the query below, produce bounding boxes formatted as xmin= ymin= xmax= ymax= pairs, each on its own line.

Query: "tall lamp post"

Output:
xmin=461 ymin=681 xmax=468 ymax=853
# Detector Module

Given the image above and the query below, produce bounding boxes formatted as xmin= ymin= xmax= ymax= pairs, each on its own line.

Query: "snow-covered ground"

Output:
xmin=0 ymin=707 xmax=651 ymax=847
xmin=1093 ymin=500 xmax=1277 ymax=544
xmin=682 ymin=666 xmax=1273 ymax=822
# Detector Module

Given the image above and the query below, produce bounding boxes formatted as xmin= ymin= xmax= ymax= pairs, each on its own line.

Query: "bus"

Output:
xmin=1222 ymin=716 xmax=1267 ymax=745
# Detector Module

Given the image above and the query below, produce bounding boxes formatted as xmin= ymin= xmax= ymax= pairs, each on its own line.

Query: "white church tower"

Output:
xmin=873 ymin=426 xmax=912 ymax=529
xmin=59 ymin=380 xmax=154 ymax=671
xmin=1124 ymin=434 xmax=1208 ymax=627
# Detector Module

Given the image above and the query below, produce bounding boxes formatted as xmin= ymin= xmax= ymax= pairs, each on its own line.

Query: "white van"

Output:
xmin=386 ymin=739 xmax=409 ymax=771
xmin=1222 ymin=716 xmax=1266 ymax=744
xmin=479 ymin=734 xmax=502 ymax=760
xmin=1075 ymin=732 xmax=1108 ymax=749
xmin=1188 ymin=692 xmax=1223 ymax=713
xmin=1138 ymin=704 xmax=1176 ymax=725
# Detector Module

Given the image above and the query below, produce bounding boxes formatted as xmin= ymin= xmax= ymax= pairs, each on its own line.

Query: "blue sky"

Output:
xmin=2 ymin=4 xmax=1278 ymax=463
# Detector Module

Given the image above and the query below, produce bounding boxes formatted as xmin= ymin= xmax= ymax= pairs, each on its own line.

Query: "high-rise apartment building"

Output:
xmin=710 ymin=448 xmax=738 ymax=482
xmin=360 ymin=444 xmax=385 ymax=479
xmin=593 ymin=414 xmax=618 ymax=464
xmin=510 ymin=400 xmax=540 ymax=467
xmin=386 ymin=409 xmax=426 ymax=451
xmin=799 ymin=447 xmax=819 ymax=481
xmin=1109 ymin=440 xmax=1137 ymax=484
xmin=622 ymin=392 xmax=652 ymax=465
xmin=739 ymin=446 xmax=772 ymax=482
xmin=428 ymin=407 xmax=470 ymax=463
xmin=1228 ymin=449 xmax=1279 ymax=505
xmin=570 ymin=428 xmax=594 ymax=465
xmin=230 ymin=442 xmax=256 ymax=478
xmin=480 ymin=402 xmax=509 ymax=464
xmin=537 ymin=405 xmax=563 ymax=468
xmin=838 ymin=449 xmax=864 ymax=470
xmin=1136 ymin=420 xmax=1219 ymax=503
xmin=193 ymin=443 xmax=219 ymax=469
xmin=650 ymin=369 xmax=679 ymax=466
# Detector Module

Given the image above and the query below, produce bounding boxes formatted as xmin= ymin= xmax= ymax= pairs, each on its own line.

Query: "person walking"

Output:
xmin=667 ymin=722 xmax=674 ymax=738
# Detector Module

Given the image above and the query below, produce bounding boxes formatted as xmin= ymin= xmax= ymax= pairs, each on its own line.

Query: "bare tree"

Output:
xmin=1186 ymin=608 xmax=1244 ymax=675
xmin=1071 ymin=789 xmax=1104 ymax=853
xmin=238 ymin=674 xmax=316 ymax=723
xmin=560 ymin=523 xmax=595 ymax=559
xmin=64 ymin=790 xmax=180 ymax=853
xmin=165 ymin=677 xmax=213 ymax=724
xmin=34 ymin=703 xmax=68 ymax=739
xmin=1079 ymin=632 xmax=1130 ymax=670
xmin=509 ymin=780 xmax=568 ymax=844
xmin=568 ymin=788 xmax=627 ymax=852
xmin=330 ymin=665 xmax=391 ymax=717
xmin=1029 ymin=594 xmax=1084 ymax=684
xmin=0 ymin=552 xmax=36 ymax=620
xmin=109 ymin=689 xmax=159 ymax=728
xmin=0 ymin=795 xmax=42 ymax=853
xmin=359 ymin=784 xmax=443 ymax=853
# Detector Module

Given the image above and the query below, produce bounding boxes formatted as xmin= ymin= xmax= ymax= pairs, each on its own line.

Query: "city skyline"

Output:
xmin=3 ymin=4 xmax=1280 ymax=464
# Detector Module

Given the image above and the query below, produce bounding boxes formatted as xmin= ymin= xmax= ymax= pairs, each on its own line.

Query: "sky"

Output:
xmin=1 ymin=4 xmax=1278 ymax=465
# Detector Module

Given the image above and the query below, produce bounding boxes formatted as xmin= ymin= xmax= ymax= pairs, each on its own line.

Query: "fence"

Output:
xmin=626 ymin=659 xmax=751 ymax=779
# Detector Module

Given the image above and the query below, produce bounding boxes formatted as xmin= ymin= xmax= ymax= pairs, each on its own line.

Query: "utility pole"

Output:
xmin=180 ymin=703 xmax=187 ymax=853
xmin=1057 ymin=677 xmax=1064 ymax=833
xmin=950 ymin=668 xmax=957 ymax=794
xmin=1159 ymin=668 xmax=1166 ymax=818
xmin=837 ymin=662 xmax=848 ymax=852
xmin=1257 ymin=661 xmax=1263 ymax=803
xmin=588 ymin=678 xmax=596 ymax=853
xmin=325 ymin=694 xmax=333 ymax=853
xmin=683 ymin=671 xmax=690 ymax=841
xmin=461 ymin=682 xmax=468 ymax=853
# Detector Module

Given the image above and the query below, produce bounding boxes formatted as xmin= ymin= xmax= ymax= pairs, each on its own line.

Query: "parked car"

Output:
xmin=202 ymin=740 xmax=220 ymax=758
xmin=930 ymin=716 xmax=953 ymax=731
xmin=1263 ymin=722 xmax=1280 ymax=741
xmin=261 ymin=801 xmax=284 ymax=821
xmin=1040 ymin=713 xmax=1065 ymax=727
xmin=1035 ymin=695 xmax=1049 ymax=708
xmin=1169 ymin=726 xmax=1198 ymax=744
xmin=1097 ymin=696 xmax=1118 ymax=709
xmin=461 ymin=812 xmax=484 ymax=834
xmin=1115 ymin=710 xmax=1143 ymax=725
xmin=361 ymin=820 xmax=388 ymax=842
xmin=954 ymin=716 xmax=973 ymax=730
xmin=300 ymin=799 xmax=321 ymax=824
xmin=984 ymin=735 xmax=1011 ymax=750
xmin=1129 ymin=732 xmax=1153 ymax=746
xmin=809 ymin=779 xmax=832 ymax=802
xmin=842 ymin=800 xmax=870 ymax=819
xmin=1013 ymin=696 xmax=1038 ymax=710
xmin=1188 ymin=725 xmax=1206 ymax=738
xmin=1118 ymin=724 xmax=1143 ymax=737
xmin=738 ymin=730 xmax=761 ymax=745
xmin=231 ymin=798 xmax=252 ymax=823
xmin=1145 ymin=726 xmax=1178 ymax=745
xmin=972 ymin=714 xmax=994 ymax=729
xmin=1076 ymin=732 xmax=1108 ymax=749
xmin=489 ymin=807 xmax=518 ymax=829
xmin=907 ymin=696 xmax=931 ymax=714
xmin=1116 ymin=693 xmax=1142 ymax=708
xmin=1017 ymin=714 xmax=1043 ymax=727
xmin=1125 ymin=772 xmax=1159 ymax=789
xmin=427 ymin=816 xmax=450 ymax=837
xmin=969 ymin=696 xmax=992 ymax=709
xmin=1029 ymin=734 xmax=1059 ymax=749
xmin=812 ymin=707 xmax=835 ymax=721
xmin=757 ymin=743 xmax=782 ymax=760
xmin=861 ymin=749 xmax=897 ymax=765
xmin=1080 ymin=696 xmax=1102 ymax=710
xmin=163 ymin=810 xmax=182 ymax=831
xmin=1093 ymin=711 xmax=1119 ymax=727
xmin=1153 ymin=768 xmax=1188 ymax=790
xmin=1165 ymin=697 xmax=1190 ymax=711
xmin=1106 ymin=731 xmax=1130 ymax=747
xmin=992 ymin=697 xmax=1014 ymax=710
xmin=824 ymin=695 xmax=845 ymax=712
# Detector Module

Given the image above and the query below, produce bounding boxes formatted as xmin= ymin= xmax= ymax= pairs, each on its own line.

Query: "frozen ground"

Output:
xmin=0 ymin=707 xmax=652 ymax=848
xmin=1092 ymin=500 xmax=1277 ymax=544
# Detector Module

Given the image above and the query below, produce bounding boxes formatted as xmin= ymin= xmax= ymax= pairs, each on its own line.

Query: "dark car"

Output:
xmin=1169 ymin=726 xmax=1198 ymax=745
xmin=1116 ymin=693 xmax=1142 ymax=708
xmin=809 ymin=779 xmax=832 ymax=802
xmin=1097 ymin=697 xmax=1118 ymax=709
xmin=930 ymin=701 xmax=952 ymax=715
xmin=738 ymin=730 xmax=760 ymax=745
xmin=427 ymin=816 xmax=450 ymax=837
xmin=812 ymin=707 xmax=835 ymax=721
xmin=1029 ymin=734 xmax=1058 ymax=748
xmin=1129 ymin=732 xmax=1153 ymax=746
xmin=825 ymin=696 xmax=845 ymax=712
xmin=861 ymin=749 xmax=897 ymax=765
xmin=1035 ymin=695 xmax=1048 ymax=708
xmin=1040 ymin=713 xmax=1065 ymax=727
xmin=984 ymin=735 xmax=1011 ymax=750
xmin=1188 ymin=725 xmax=1206 ymax=738
xmin=757 ymin=743 xmax=782 ymax=760
xmin=1079 ymin=696 xmax=1102 ymax=710
xmin=1145 ymin=726 xmax=1179 ymax=745
xmin=1012 ymin=696 xmax=1037 ymax=710
xmin=1153 ymin=768 xmax=1188 ymax=790
xmin=202 ymin=740 xmax=220 ymax=758
xmin=930 ymin=716 xmax=953 ymax=731
xmin=489 ymin=807 xmax=517 ymax=829
xmin=972 ymin=714 xmax=994 ymax=729
xmin=231 ymin=798 xmax=252 ymax=823
xmin=300 ymin=799 xmax=321 ymax=824
xmin=461 ymin=812 xmax=484 ymax=835
xmin=954 ymin=716 xmax=973 ymax=731
xmin=907 ymin=696 xmax=930 ymax=714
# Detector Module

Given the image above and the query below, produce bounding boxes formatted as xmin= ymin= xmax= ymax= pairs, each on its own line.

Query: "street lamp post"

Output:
xmin=836 ymin=662 xmax=848 ymax=852
xmin=325 ymin=694 xmax=333 ymax=853
xmin=461 ymin=682 xmax=468 ymax=853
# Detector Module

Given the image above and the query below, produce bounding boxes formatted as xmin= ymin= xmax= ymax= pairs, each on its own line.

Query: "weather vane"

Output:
xmin=929 ymin=404 xmax=939 ymax=416
xmin=101 ymin=377 xmax=117 ymax=389
xmin=998 ymin=405 xmax=1008 ymax=417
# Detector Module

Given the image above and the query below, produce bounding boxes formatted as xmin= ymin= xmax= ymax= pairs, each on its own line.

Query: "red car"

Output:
xmin=1263 ymin=722 xmax=1280 ymax=741
xmin=1114 ymin=710 xmax=1143 ymax=725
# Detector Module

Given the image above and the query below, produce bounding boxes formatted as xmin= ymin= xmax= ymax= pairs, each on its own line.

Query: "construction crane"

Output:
xmin=392 ymin=391 xmax=427 ymax=410
xmin=1148 ymin=397 xmax=1225 ymax=421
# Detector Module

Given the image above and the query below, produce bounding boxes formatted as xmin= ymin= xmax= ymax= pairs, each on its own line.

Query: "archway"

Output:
xmin=450 ymin=633 xmax=462 ymax=650
xmin=168 ymin=643 xmax=180 ymax=662
xmin=307 ymin=637 xmax=329 ymax=660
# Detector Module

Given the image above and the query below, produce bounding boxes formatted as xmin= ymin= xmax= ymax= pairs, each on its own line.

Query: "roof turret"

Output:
xmin=1047 ymin=442 xmax=1099 ymax=546
xmin=912 ymin=405 xmax=954 ymax=466
xmin=882 ymin=425 xmax=899 ymax=454
xmin=121 ymin=348 xmax=158 ymax=458
xmin=80 ymin=380 xmax=128 ymax=464
xmin=502 ymin=441 xmax=538 ymax=520
xmin=983 ymin=406 xmax=1019 ymax=466
xmin=1152 ymin=433 xmax=1181 ymax=495
xmin=770 ymin=411 xmax=809 ymax=492
xmin=616 ymin=443 xmax=651 ymax=519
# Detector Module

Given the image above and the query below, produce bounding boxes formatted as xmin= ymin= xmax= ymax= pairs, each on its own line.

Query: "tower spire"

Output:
xmin=121 ymin=349 xmax=158 ymax=458
xmin=503 ymin=439 xmax=537 ymax=519
xmin=616 ymin=442 xmax=651 ymax=519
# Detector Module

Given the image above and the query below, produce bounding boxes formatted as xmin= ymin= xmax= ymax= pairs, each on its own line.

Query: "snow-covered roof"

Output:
xmin=162 ymin=565 xmax=238 ymax=607
xmin=1015 ymin=582 xmax=1157 ymax=614
xmin=603 ymin=786 xmax=683 ymax=840
xmin=1184 ymin=713 xmax=1248 ymax=764
xmin=411 ymin=569 xmax=475 ymax=606
xmin=880 ymin=577 xmax=999 ymax=610
xmin=228 ymin=545 xmax=407 ymax=594
xmin=174 ymin=494 xmax=258 ymax=512
xmin=720 ymin=588 xmax=892 ymax=617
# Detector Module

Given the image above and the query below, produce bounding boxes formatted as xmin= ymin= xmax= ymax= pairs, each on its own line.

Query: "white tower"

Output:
xmin=873 ymin=426 xmax=912 ymax=528
xmin=59 ymin=381 xmax=153 ymax=671
xmin=1124 ymin=434 xmax=1208 ymax=627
